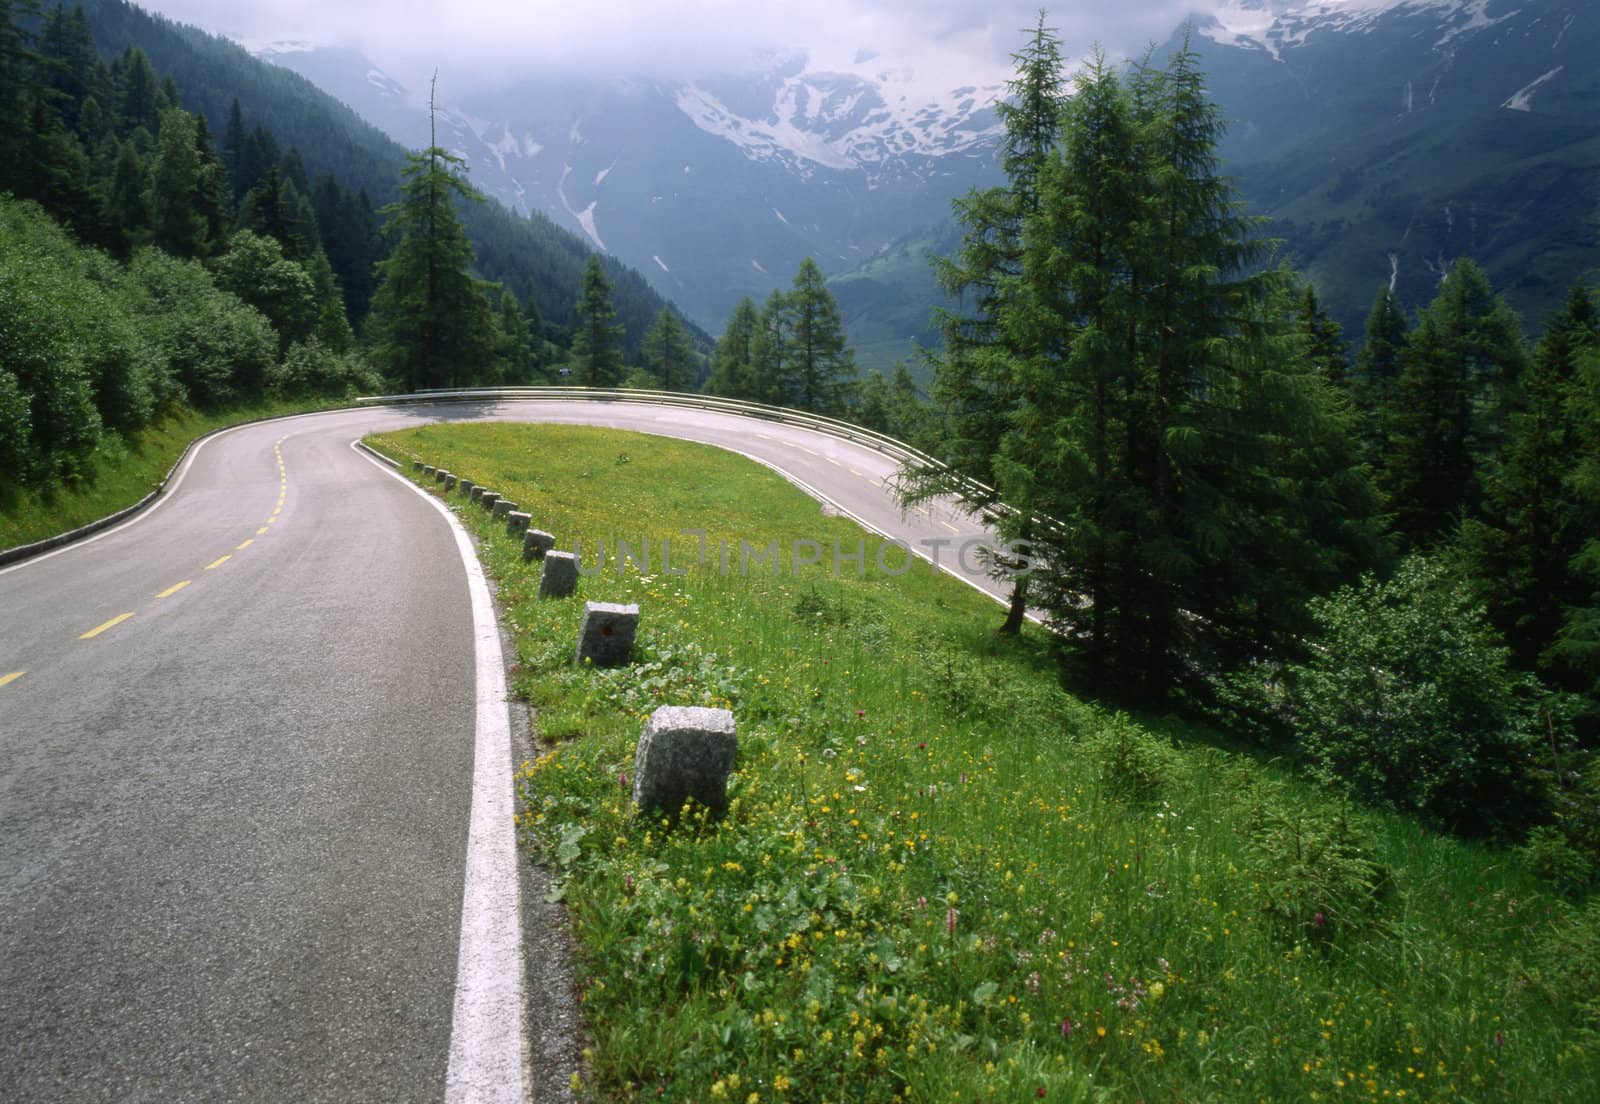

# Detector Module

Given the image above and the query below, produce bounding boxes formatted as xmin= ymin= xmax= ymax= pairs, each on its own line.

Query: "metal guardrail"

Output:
xmin=355 ymin=385 xmax=1013 ymax=514
xmin=354 ymin=387 xmax=1077 ymax=546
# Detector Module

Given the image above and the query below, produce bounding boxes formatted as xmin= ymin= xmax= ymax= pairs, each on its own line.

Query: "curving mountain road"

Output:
xmin=0 ymin=401 xmax=993 ymax=1102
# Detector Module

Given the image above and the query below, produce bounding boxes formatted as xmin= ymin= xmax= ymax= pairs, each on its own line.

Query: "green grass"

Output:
xmin=0 ymin=399 xmax=344 ymax=551
xmin=371 ymin=421 xmax=1598 ymax=1103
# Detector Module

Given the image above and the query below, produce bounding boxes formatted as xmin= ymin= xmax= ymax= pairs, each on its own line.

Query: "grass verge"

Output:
xmin=370 ymin=421 xmax=1598 ymax=1103
xmin=0 ymin=399 xmax=344 ymax=551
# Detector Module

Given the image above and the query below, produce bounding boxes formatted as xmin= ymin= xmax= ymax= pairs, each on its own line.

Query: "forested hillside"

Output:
xmin=68 ymin=0 xmax=697 ymax=351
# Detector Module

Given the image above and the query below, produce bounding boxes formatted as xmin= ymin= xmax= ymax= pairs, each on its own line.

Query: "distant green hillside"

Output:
xmin=72 ymin=0 xmax=704 ymax=352
xmin=829 ymin=222 xmax=961 ymax=381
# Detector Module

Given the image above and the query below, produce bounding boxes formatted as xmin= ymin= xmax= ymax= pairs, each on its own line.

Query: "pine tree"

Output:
xmin=1462 ymin=283 xmax=1598 ymax=676
xmin=1298 ymin=284 xmax=1348 ymax=387
xmin=148 ymin=108 xmax=211 ymax=258
xmin=642 ymin=306 xmax=694 ymax=391
xmin=905 ymin=12 xmax=1068 ymax=633
xmin=222 ymin=97 xmax=245 ymax=199
xmin=1380 ymin=259 xmax=1527 ymax=547
xmin=114 ymin=47 xmax=160 ymax=135
xmin=366 ymin=81 xmax=496 ymax=391
xmin=571 ymin=255 xmax=625 ymax=387
xmin=494 ymin=289 xmax=536 ymax=383
xmin=1353 ymin=282 xmax=1408 ymax=462
xmin=750 ymin=289 xmax=793 ymax=405
xmin=786 ymin=257 xmax=855 ymax=415
xmin=1548 ymin=337 xmax=1600 ymax=706
xmin=705 ymin=296 xmax=760 ymax=399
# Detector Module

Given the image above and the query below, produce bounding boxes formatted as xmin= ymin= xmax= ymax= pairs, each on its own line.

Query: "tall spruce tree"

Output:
xmin=1380 ymin=259 xmax=1527 ymax=547
xmin=749 ymin=289 xmax=793 ymax=405
xmin=148 ymin=108 xmax=211 ymax=258
xmin=999 ymin=34 xmax=1379 ymax=698
xmin=786 ymin=257 xmax=855 ymax=415
xmin=366 ymin=81 xmax=495 ymax=391
xmin=1298 ymin=284 xmax=1348 ymax=387
xmin=642 ymin=306 xmax=694 ymax=392
xmin=1462 ymin=283 xmax=1599 ymax=679
xmin=1353 ymin=282 xmax=1409 ymax=463
xmin=571 ymin=255 xmax=625 ymax=387
xmin=904 ymin=12 xmax=1068 ymax=633
xmin=705 ymin=296 xmax=760 ymax=399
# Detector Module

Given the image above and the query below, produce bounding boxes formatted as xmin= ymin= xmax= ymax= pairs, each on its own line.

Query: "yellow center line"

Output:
xmin=257 ymin=526 xmax=269 ymax=535
xmin=157 ymin=580 xmax=191 ymax=598
xmin=940 ymin=520 xmax=961 ymax=533
xmin=849 ymin=469 xmax=864 ymax=477
xmin=826 ymin=457 xmax=843 ymax=467
xmin=0 ymin=671 xmax=24 ymax=688
xmin=236 ymin=539 xmax=254 ymax=550
xmin=795 ymin=445 xmax=819 ymax=457
xmin=205 ymin=555 xmax=231 ymax=570
xmin=80 ymin=612 xmax=134 ymax=639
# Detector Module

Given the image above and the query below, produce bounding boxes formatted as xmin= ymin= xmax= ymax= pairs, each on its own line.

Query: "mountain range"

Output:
xmin=166 ymin=0 xmax=1600 ymax=374
xmin=251 ymin=41 xmax=1006 ymax=347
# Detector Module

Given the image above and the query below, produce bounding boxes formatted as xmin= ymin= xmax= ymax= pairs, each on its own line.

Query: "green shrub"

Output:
xmin=1520 ymin=825 xmax=1596 ymax=900
xmin=1285 ymin=555 xmax=1544 ymax=835
xmin=270 ymin=337 xmax=380 ymax=400
xmin=128 ymin=249 xmax=276 ymax=407
xmin=1086 ymin=717 xmax=1179 ymax=804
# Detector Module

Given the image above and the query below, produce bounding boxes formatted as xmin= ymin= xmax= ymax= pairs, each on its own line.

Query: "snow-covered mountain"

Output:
xmin=1179 ymin=0 xmax=1600 ymax=334
xmin=251 ymin=43 xmax=1005 ymax=330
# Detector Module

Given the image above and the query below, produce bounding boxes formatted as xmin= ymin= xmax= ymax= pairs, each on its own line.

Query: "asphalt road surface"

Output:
xmin=0 ymin=400 xmax=997 ymax=1102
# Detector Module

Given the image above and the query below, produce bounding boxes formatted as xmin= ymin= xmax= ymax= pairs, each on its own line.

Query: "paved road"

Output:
xmin=0 ymin=401 xmax=995 ymax=1102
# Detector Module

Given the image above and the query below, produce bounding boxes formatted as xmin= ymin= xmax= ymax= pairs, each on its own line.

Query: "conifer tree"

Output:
xmin=1353 ymin=282 xmax=1408 ymax=462
xmin=494 ymin=289 xmax=536 ymax=383
xmin=571 ymin=255 xmax=625 ymax=387
xmin=366 ymin=81 xmax=496 ymax=391
xmin=148 ymin=107 xmax=210 ymax=258
xmin=749 ymin=289 xmax=793 ymax=405
xmin=1462 ymin=283 xmax=1598 ymax=676
xmin=222 ymin=97 xmax=245 ymax=198
xmin=1380 ymin=259 xmax=1527 ymax=547
xmin=905 ymin=12 xmax=1067 ymax=634
xmin=786 ymin=257 xmax=854 ymax=415
xmin=1298 ymin=284 xmax=1348 ymax=387
xmin=642 ymin=306 xmax=694 ymax=392
xmin=705 ymin=296 xmax=760 ymax=399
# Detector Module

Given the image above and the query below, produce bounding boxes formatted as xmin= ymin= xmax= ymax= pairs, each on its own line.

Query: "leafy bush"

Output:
xmin=0 ymin=238 xmax=103 ymax=482
xmin=269 ymin=337 xmax=380 ymax=400
xmin=1528 ymin=899 xmax=1600 ymax=1040
xmin=1284 ymin=555 xmax=1544 ymax=835
xmin=128 ymin=249 xmax=276 ymax=408
xmin=210 ymin=230 xmax=318 ymax=351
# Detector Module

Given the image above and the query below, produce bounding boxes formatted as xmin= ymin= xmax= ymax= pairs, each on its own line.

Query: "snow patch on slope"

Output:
xmin=1202 ymin=1 xmax=1522 ymax=59
xmin=557 ymin=162 xmax=607 ymax=252
xmin=671 ymin=54 xmax=1003 ymax=175
xmin=653 ymin=255 xmax=670 ymax=273
xmin=1502 ymin=65 xmax=1562 ymax=112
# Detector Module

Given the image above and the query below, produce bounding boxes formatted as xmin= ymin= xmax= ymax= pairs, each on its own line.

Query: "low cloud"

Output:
xmin=143 ymin=0 xmax=1208 ymax=92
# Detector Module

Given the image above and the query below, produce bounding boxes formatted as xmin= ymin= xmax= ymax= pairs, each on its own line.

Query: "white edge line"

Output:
xmin=351 ymin=440 xmax=528 ymax=1104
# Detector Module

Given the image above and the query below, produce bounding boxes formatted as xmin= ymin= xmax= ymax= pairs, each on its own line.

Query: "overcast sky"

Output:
xmin=137 ymin=1 xmax=1214 ymax=93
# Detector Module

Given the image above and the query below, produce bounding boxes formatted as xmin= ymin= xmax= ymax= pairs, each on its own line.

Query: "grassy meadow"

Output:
xmin=369 ymin=421 xmax=1597 ymax=1103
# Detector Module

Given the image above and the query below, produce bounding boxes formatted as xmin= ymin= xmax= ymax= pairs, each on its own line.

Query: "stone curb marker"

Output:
xmin=507 ymin=511 xmax=531 ymax=538
xmin=539 ymin=551 xmax=578 ymax=599
xmin=493 ymin=499 xmax=517 ymax=520
xmin=575 ymin=601 xmax=638 ymax=667
xmin=632 ymin=706 xmax=737 ymax=817
xmin=522 ymin=529 xmax=555 ymax=562
xmin=480 ymin=492 xmax=499 ymax=512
